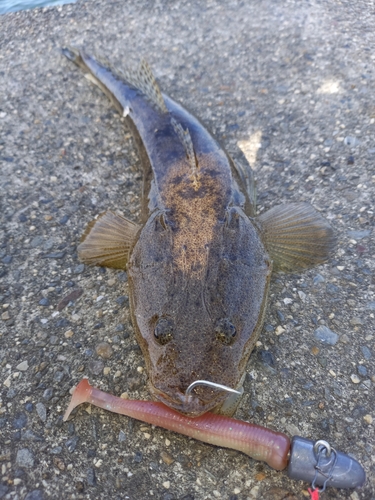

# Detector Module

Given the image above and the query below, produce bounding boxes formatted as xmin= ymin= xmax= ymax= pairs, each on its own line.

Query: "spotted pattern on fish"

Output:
xmin=119 ymin=59 xmax=168 ymax=114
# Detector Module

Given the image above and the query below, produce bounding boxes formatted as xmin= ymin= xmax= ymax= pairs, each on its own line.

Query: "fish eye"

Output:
xmin=215 ymin=318 xmax=237 ymax=346
xmin=154 ymin=317 xmax=174 ymax=345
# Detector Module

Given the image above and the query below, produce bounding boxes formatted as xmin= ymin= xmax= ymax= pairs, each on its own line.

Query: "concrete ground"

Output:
xmin=0 ymin=1 xmax=374 ymax=499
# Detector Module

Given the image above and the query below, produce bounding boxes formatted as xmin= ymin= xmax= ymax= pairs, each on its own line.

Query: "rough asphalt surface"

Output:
xmin=0 ymin=1 xmax=374 ymax=499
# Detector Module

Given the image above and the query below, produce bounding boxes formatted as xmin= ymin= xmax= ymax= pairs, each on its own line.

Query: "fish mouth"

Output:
xmin=148 ymin=380 xmax=242 ymax=417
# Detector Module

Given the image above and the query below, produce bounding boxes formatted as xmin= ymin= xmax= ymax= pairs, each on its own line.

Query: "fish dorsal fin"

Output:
xmin=256 ymin=202 xmax=336 ymax=272
xmin=78 ymin=211 xmax=141 ymax=269
xmin=120 ymin=59 xmax=168 ymax=115
xmin=171 ymin=117 xmax=199 ymax=187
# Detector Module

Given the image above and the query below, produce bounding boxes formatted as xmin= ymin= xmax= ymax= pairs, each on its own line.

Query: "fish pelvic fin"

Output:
xmin=232 ymin=157 xmax=257 ymax=217
xmin=78 ymin=211 xmax=141 ymax=269
xmin=171 ymin=117 xmax=199 ymax=187
xmin=256 ymin=202 xmax=336 ymax=272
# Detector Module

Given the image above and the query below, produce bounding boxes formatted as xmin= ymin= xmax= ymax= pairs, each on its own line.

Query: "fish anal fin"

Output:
xmin=78 ymin=211 xmax=141 ymax=269
xmin=256 ymin=202 xmax=336 ymax=273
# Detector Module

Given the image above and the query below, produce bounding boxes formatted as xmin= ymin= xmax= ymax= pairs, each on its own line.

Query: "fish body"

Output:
xmin=63 ymin=48 xmax=335 ymax=417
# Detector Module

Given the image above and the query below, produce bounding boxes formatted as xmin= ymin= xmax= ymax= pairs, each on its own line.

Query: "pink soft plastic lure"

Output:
xmin=64 ymin=379 xmax=290 ymax=471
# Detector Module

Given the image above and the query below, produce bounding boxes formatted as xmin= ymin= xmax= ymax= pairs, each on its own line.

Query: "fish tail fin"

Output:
xmin=62 ymin=47 xmax=167 ymax=115
xmin=256 ymin=202 xmax=336 ymax=272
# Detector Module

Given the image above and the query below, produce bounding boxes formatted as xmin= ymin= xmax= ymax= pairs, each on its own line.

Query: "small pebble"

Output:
xmin=86 ymin=467 xmax=96 ymax=486
xmin=24 ymin=490 xmax=44 ymax=500
xmin=103 ymin=367 xmax=110 ymax=375
xmin=13 ymin=413 xmax=28 ymax=429
xmin=31 ymin=236 xmax=44 ymax=248
xmin=36 ymin=402 xmax=47 ymax=422
xmin=64 ymin=329 xmax=74 ymax=338
xmin=313 ymin=274 xmax=325 ymax=285
xmin=350 ymin=374 xmax=361 ymax=384
xmin=95 ymin=342 xmax=114 ymax=359
xmin=275 ymin=325 xmax=285 ymax=336
xmin=16 ymin=360 xmax=29 ymax=371
xmin=65 ymin=435 xmax=79 ymax=453
xmin=344 ymin=136 xmax=360 ymax=147
xmin=276 ymin=310 xmax=285 ymax=322
xmin=347 ymin=230 xmax=371 ymax=240
xmin=116 ymin=295 xmax=128 ymax=306
xmin=88 ymin=360 xmax=104 ymax=375
xmin=118 ymin=430 xmax=126 ymax=442
xmin=162 ymin=481 xmax=170 ymax=489
xmin=357 ymin=365 xmax=367 ymax=377
xmin=59 ymin=215 xmax=69 ymax=225
xmin=255 ymin=472 xmax=267 ymax=481
xmin=73 ymin=264 xmax=85 ymax=274
xmin=45 ymin=251 xmax=65 ymax=259
xmin=54 ymin=371 xmax=65 ymax=383
xmin=314 ymin=326 xmax=338 ymax=345
xmin=50 ymin=446 xmax=63 ymax=454
xmin=361 ymin=346 xmax=372 ymax=360
xmin=24 ymin=402 xmax=33 ymax=412
xmin=2 ymin=311 xmax=10 ymax=320
xmin=363 ymin=415 xmax=373 ymax=425
xmin=43 ymin=388 xmax=53 ymax=401
xmin=16 ymin=448 xmax=34 ymax=468
xmin=160 ymin=451 xmax=174 ymax=465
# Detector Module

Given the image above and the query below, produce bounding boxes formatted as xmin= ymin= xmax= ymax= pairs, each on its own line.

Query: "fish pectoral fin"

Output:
xmin=78 ymin=211 xmax=141 ymax=269
xmin=256 ymin=202 xmax=336 ymax=272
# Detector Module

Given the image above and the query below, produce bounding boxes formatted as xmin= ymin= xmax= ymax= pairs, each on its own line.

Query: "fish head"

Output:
xmin=128 ymin=208 xmax=271 ymax=417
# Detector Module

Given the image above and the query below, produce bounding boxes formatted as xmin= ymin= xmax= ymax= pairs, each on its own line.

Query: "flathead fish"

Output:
xmin=63 ymin=48 xmax=335 ymax=417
